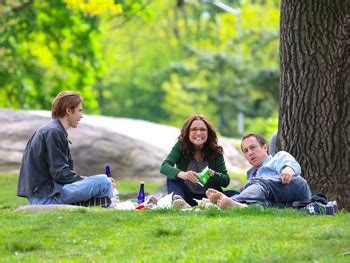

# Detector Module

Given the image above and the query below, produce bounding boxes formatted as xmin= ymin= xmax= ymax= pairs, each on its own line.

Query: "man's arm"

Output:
xmin=45 ymin=128 xmax=83 ymax=184
xmin=273 ymin=151 xmax=301 ymax=184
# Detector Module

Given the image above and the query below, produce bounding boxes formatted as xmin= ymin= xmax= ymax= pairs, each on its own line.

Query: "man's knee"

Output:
xmin=88 ymin=174 xmax=111 ymax=186
xmin=291 ymin=176 xmax=309 ymax=188
xmin=290 ymin=176 xmax=312 ymax=200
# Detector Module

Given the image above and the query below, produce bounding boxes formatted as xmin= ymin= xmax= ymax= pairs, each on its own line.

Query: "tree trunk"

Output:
xmin=278 ymin=0 xmax=350 ymax=210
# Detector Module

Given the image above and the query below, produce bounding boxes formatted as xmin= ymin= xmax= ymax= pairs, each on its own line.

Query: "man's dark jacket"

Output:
xmin=17 ymin=118 xmax=83 ymax=198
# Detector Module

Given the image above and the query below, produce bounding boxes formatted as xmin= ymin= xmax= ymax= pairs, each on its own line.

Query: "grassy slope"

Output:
xmin=0 ymin=173 xmax=349 ymax=262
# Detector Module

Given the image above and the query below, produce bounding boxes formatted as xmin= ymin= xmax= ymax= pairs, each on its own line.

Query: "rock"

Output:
xmin=0 ymin=109 xmax=248 ymax=183
xmin=30 ymin=110 xmax=249 ymax=173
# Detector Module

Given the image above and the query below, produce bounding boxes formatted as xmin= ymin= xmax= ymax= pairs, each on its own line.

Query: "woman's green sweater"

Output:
xmin=160 ymin=140 xmax=230 ymax=189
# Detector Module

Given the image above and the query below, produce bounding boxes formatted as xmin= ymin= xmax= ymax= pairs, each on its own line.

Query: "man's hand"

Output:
xmin=109 ymin=177 xmax=116 ymax=188
xmin=177 ymin=171 xmax=199 ymax=183
xmin=279 ymin=166 xmax=295 ymax=184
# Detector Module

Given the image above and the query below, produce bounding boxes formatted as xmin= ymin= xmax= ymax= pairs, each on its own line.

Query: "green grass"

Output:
xmin=0 ymin=173 xmax=349 ymax=262
xmin=0 ymin=172 xmax=162 ymax=206
xmin=117 ymin=180 xmax=162 ymax=195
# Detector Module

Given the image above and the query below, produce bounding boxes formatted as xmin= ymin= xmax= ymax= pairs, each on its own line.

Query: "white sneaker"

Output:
xmin=172 ymin=197 xmax=191 ymax=209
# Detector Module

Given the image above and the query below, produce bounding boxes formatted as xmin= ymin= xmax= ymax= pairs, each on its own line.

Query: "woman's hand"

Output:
xmin=177 ymin=171 xmax=199 ymax=183
xmin=209 ymin=169 xmax=215 ymax=177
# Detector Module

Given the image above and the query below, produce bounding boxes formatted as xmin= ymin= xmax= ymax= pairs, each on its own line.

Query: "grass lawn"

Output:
xmin=0 ymin=173 xmax=349 ymax=262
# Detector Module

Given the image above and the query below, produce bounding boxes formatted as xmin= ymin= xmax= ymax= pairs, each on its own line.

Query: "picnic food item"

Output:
xmin=198 ymin=166 xmax=211 ymax=186
xmin=137 ymin=181 xmax=145 ymax=204
xmin=105 ymin=165 xmax=119 ymax=202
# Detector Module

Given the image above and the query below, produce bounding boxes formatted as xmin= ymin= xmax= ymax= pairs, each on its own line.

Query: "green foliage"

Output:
xmin=96 ymin=0 xmax=180 ymax=122
xmin=0 ymin=0 xmax=103 ymax=112
xmin=147 ymin=0 xmax=280 ymax=136
xmin=85 ymin=0 xmax=281 ymax=133
xmin=1 ymin=0 xmax=281 ymax=137
xmin=245 ymin=113 xmax=278 ymax=139
xmin=64 ymin=0 xmax=123 ymax=16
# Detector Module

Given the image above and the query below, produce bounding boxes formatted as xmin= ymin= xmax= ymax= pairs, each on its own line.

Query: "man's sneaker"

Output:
xmin=301 ymin=201 xmax=337 ymax=215
xmin=326 ymin=201 xmax=338 ymax=215
xmin=172 ymin=195 xmax=191 ymax=209
xmin=71 ymin=197 xmax=112 ymax=208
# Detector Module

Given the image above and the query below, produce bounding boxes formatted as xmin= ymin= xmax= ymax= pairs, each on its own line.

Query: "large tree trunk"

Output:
xmin=278 ymin=0 xmax=350 ymax=210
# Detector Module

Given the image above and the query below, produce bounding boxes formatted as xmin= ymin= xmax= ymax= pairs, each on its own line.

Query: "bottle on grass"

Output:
xmin=137 ymin=181 xmax=145 ymax=204
xmin=105 ymin=165 xmax=120 ymax=203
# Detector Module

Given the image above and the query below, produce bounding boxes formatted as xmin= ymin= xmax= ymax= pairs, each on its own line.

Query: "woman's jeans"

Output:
xmin=167 ymin=179 xmax=239 ymax=206
xmin=167 ymin=179 xmax=206 ymax=206
xmin=28 ymin=175 xmax=113 ymax=205
xmin=232 ymin=176 xmax=312 ymax=207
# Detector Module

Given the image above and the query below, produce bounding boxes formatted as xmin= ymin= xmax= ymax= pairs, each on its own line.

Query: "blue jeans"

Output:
xmin=167 ymin=179 xmax=235 ymax=206
xmin=232 ymin=176 xmax=312 ymax=207
xmin=28 ymin=175 xmax=113 ymax=205
xmin=167 ymin=179 xmax=206 ymax=206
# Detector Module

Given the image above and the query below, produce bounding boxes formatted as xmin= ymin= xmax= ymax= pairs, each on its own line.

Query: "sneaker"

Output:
xmin=71 ymin=197 xmax=111 ymax=208
xmin=325 ymin=201 xmax=338 ymax=215
xmin=172 ymin=195 xmax=191 ymax=209
xmin=301 ymin=201 xmax=338 ymax=215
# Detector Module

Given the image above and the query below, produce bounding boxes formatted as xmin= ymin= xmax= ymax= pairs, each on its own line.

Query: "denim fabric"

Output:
xmin=167 ymin=179 xmax=207 ymax=206
xmin=247 ymin=151 xmax=302 ymax=180
xmin=232 ymin=176 xmax=312 ymax=207
xmin=28 ymin=175 xmax=113 ymax=205
xmin=223 ymin=189 xmax=240 ymax=197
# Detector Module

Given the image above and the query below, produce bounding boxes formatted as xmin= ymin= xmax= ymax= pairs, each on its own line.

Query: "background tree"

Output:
xmin=278 ymin=0 xmax=350 ymax=210
xmin=0 ymin=0 xmax=148 ymax=112
xmin=0 ymin=0 xmax=281 ymax=138
xmin=0 ymin=0 xmax=104 ymax=111
xmin=146 ymin=0 xmax=280 ymax=136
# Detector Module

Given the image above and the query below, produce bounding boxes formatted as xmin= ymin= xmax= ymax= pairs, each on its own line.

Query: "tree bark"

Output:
xmin=279 ymin=0 xmax=350 ymax=210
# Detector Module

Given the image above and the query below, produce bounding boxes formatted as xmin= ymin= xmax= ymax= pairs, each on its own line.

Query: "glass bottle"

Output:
xmin=137 ymin=181 xmax=145 ymax=204
xmin=105 ymin=165 xmax=119 ymax=203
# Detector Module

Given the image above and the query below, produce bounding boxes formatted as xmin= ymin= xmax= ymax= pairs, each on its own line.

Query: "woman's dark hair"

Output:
xmin=51 ymin=91 xmax=83 ymax=118
xmin=179 ymin=114 xmax=223 ymax=160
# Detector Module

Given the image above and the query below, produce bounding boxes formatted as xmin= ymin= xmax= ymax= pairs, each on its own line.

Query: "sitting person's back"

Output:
xmin=17 ymin=91 xmax=113 ymax=207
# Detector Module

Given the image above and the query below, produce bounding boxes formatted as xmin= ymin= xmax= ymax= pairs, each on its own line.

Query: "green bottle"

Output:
xmin=198 ymin=166 xmax=211 ymax=186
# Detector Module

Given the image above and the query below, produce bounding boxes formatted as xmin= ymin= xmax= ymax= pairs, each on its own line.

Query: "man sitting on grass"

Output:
xmin=206 ymin=133 xmax=312 ymax=209
xmin=17 ymin=91 xmax=113 ymax=207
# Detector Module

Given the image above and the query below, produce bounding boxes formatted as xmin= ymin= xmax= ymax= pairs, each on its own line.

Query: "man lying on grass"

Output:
xmin=206 ymin=133 xmax=312 ymax=209
xmin=17 ymin=91 xmax=113 ymax=207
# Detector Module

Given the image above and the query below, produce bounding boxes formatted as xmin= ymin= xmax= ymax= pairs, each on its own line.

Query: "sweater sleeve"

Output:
xmin=208 ymin=154 xmax=230 ymax=188
xmin=160 ymin=140 xmax=183 ymax=180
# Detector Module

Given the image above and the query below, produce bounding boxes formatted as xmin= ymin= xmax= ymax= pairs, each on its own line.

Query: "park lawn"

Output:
xmin=0 ymin=173 xmax=349 ymax=262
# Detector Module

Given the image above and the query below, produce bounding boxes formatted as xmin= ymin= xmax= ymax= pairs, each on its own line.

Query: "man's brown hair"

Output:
xmin=241 ymin=133 xmax=268 ymax=152
xmin=51 ymin=91 xmax=83 ymax=118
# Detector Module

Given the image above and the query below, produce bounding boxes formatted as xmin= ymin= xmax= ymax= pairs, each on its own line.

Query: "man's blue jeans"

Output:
xmin=28 ymin=175 xmax=113 ymax=205
xmin=232 ymin=176 xmax=312 ymax=207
